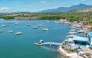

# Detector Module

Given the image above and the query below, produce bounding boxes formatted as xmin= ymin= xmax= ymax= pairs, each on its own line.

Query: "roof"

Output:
xmin=69 ymin=36 xmax=88 ymax=42
xmin=83 ymin=24 xmax=92 ymax=29
xmin=88 ymin=32 xmax=92 ymax=37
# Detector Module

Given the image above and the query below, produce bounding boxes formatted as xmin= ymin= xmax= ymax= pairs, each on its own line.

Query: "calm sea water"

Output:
xmin=0 ymin=19 xmax=69 ymax=58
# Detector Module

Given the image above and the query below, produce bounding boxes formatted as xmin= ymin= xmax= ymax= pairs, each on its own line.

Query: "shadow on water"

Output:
xmin=41 ymin=46 xmax=64 ymax=58
xmin=41 ymin=46 xmax=65 ymax=58
xmin=41 ymin=46 xmax=57 ymax=52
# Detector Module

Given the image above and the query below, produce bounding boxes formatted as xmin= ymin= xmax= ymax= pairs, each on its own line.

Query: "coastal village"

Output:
xmin=58 ymin=19 xmax=92 ymax=58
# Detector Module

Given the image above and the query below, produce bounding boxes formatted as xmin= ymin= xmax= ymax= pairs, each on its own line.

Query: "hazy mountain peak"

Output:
xmin=41 ymin=4 xmax=92 ymax=12
xmin=79 ymin=3 xmax=86 ymax=5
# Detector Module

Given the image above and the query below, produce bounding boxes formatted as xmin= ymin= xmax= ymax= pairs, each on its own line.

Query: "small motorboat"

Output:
xmin=42 ymin=28 xmax=49 ymax=31
xmin=15 ymin=32 xmax=22 ymax=35
xmin=54 ymin=21 xmax=59 ymax=24
xmin=27 ymin=24 xmax=30 ymax=26
xmin=78 ymin=30 xmax=84 ymax=33
xmin=33 ymin=26 xmax=38 ymax=29
xmin=34 ymin=39 xmax=44 ymax=46
xmin=68 ymin=31 xmax=76 ymax=35
xmin=15 ymin=23 xmax=18 ymax=25
xmin=38 ymin=24 xmax=42 ymax=27
xmin=8 ymin=30 xmax=13 ymax=33
xmin=1 ymin=25 xmax=6 ymax=27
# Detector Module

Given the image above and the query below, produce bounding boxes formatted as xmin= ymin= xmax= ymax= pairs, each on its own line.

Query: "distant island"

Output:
xmin=0 ymin=3 xmax=92 ymax=25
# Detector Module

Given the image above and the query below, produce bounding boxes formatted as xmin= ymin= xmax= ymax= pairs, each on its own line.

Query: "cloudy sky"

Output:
xmin=0 ymin=0 xmax=91 ymax=12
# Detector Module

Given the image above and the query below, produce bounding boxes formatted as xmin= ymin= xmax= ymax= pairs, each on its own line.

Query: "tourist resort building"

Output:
xmin=66 ymin=36 xmax=89 ymax=45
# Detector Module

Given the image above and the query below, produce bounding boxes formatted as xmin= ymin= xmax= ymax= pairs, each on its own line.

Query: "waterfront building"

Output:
xmin=68 ymin=36 xmax=89 ymax=45
xmin=88 ymin=32 xmax=92 ymax=48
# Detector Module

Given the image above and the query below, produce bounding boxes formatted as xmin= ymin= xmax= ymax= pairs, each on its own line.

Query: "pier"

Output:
xmin=34 ymin=42 xmax=62 ymax=46
xmin=42 ymin=42 xmax=62 ymax=46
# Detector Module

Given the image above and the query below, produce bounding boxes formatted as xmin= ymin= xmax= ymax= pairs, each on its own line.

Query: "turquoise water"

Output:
xmin=0 ymin=19 xmax=69 ymax=58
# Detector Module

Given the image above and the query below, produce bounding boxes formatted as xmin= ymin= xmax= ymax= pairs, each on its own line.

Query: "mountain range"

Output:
xmin=41 ymin=3 xmax=92 ymax=12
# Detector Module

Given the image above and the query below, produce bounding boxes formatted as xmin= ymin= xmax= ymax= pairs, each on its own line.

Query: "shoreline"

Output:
xmin=57 ymin=44 xmax=83 ymax=58
xmin=57 ymin=22 xmax=92 ymax=58
xmin=57 ymin=46 xmax=66 ymax=58
xmin=57 ymin=41 xmax=66 ymax=58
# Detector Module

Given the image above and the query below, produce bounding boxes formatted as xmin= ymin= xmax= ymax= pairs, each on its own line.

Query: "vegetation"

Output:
xmin=0 ymin=10 xmax=92 ymax=25
xmin=0 ymin=16 xmax=15 ymax=20
xmin=68 ymin=48 xmax=78 ymax=52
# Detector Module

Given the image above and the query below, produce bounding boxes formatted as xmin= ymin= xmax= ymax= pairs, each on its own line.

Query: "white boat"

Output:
xmin=8 ymin=30 xmax=13 ymax=33
xmin=78 ymin=30 xmax=85 ymax=33
xmin=33 ymin=26 xmax=38 ymax=29
xmin=69 ymin=29 xmax=76 ymax=32
xmin=42 ymin=28 xmax=49 ymax=31
xmin=15 ymin=32 xmax=22 ymax=35
xmin=15 ymin=23 xmax=18 ymax=25
xmin=68 ymin=32 xmax=76 ymax=35
xmin=70 ymin=27 xmax=76 ymax=29
xmin=54 ymin=21 xmax=59 ymax=24
xmin=38 ymin=24 xmax=42 ymax=27
xmin=1 ymin=25 xmax=6 ymax=27
xmin=27 ymin=24 xmax=30 ymax=26
xmin=34 ymin=39 xmax=44 ymax=46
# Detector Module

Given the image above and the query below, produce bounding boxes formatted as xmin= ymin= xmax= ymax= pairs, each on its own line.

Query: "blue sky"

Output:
xmin=0 ymin=0 xmax=91 ymax=12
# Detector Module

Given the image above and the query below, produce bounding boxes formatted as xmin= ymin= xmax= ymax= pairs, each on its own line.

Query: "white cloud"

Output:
xmin=0 ymin=7 xmax=10 ymax=12
xmin=40 ymin=1 xmax=48 ymax=4
xmin=81 ymin=0 xmax=85 ymax=1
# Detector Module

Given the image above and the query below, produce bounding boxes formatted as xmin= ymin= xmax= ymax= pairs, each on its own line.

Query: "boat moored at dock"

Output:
xmin=77 ymin=29 xmax=85 ymax=33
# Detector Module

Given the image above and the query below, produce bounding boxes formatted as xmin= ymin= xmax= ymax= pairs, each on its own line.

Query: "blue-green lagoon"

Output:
xmin=0 ymin=19 xmax=69 ymax=58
